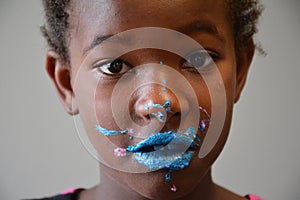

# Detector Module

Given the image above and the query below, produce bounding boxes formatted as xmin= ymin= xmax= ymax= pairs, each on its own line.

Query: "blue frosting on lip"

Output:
xmin=95 ymin=124 xmax=200 ymax=182
xmin=126 ymin=131 xmax=175 ymax=153
xmin=126 ymin=129 xmax=198 ymax=171
xmin=134 ymin=150 xmax=194 ymax=171
xmin=126 ymin=129 xmax=199 ymax=153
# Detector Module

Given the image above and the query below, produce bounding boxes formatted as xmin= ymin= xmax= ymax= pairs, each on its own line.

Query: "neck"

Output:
xmin=178 ymin=169 xmax=216 ymax=200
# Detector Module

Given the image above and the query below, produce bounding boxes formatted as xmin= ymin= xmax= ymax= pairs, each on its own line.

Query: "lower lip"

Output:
xmin=133 ymin=149 xmax=195 ymax=171
xmin=128 ymin=129 xmax=198 ymax=171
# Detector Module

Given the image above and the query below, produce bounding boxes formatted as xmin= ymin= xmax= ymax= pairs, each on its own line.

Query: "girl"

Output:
xmin=37 ymin=0 xmax=264 ymax=199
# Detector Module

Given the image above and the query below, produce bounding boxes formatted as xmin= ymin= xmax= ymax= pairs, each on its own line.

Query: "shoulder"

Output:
xmin=245 ymin=194 xmax=263 ymax=200
xmin=24 ymin=189 xmax=84 ymax=200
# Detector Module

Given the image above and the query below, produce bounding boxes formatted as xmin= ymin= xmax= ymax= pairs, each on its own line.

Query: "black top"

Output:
xmin=26 ymin=189 xmax=256 ymax=200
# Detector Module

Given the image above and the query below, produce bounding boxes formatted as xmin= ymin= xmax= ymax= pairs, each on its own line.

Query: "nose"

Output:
xmin=132 ymin=80 xmax=191 ymax=131
xmin=134 ymin=85 xmax=179 ymax=121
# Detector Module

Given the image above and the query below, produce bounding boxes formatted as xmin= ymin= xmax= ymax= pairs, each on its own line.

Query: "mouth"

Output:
xmin=126 ymin=129 xmax=200 ymax=170
xmin=96 ymin=124 xmax=201 ymax=172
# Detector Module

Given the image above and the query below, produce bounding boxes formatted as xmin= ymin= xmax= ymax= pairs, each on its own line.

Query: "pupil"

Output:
xmin=108 ymin=59 xmax=123 ymax=73
xmin=190 ymin=53 xmax=206 ymax=67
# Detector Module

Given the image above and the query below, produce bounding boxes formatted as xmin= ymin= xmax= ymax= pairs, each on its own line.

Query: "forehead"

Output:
xmin=70 ymin=0 xmax=228 ymax=31
xmin=69 ymin=0 xmax=231 ymax=61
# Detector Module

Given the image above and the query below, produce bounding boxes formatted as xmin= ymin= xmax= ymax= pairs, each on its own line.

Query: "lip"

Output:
xmin=126 ymin=130 xmax=199 ymax=170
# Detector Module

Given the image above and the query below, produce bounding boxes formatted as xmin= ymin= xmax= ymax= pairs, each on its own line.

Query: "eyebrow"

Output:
xmin=84 ymin=20 xmax=225 ymax=54
xmin=179 ymin=20 xmax=226 ymax=43
xmin=84 ymin=34 xmax=114 ymax=53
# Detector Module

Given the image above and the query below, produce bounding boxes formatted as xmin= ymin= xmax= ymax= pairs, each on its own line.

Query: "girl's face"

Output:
xmin=48 ymin=0 xmax=253 ymax=199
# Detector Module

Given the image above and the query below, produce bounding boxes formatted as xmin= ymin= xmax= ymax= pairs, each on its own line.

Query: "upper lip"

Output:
xmin=126 ymin=131 xmax=199 ymax=153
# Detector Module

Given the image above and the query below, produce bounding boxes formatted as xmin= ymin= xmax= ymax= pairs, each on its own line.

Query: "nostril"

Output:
xmin=134 ymin=99 xmax=170 ymax=122
xmin=149 ymin=109 xmax=167 ymax=123
xmin=172 ymin=111 xmax=180 ymax=117
xmin=133 ymin=101 xmax=150 ymax=120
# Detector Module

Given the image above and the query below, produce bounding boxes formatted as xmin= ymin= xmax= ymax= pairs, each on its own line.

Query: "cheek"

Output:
xmin=221 ymin=67 xmax=237 ymax=104
xmin=203 ymin=60 xmax=236 ymax=160
xmin=73 ymin=70 xmax=132 ymax=152
xmin=72 ymin=69 xmax=98 ymax=124
xmin=71 ymin=68 xmax=113 ymax=149
xmin=94 ymin=85 xmax=113 ymax=123
xmin=187 ymin=59 xmax=236 ymax=160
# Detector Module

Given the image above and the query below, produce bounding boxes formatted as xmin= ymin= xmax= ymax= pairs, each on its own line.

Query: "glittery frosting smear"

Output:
xmin=95 ymin=105 xmax=211 ymax=192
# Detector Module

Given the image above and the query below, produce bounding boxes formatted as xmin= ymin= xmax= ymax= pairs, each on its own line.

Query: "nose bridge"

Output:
xmin=130 ymin=48 xmax=180 ymax=69
xmin=136 ymin=62 xmax=176 ymax=99
xmin=136 ymin=67 xmax=170 ymax=88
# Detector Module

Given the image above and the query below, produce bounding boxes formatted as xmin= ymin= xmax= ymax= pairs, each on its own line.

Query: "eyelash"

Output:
xmin=182 ymin=49 xmax=219 ymax=72
xmin=93 ymin=58 xmax=132 ymax=76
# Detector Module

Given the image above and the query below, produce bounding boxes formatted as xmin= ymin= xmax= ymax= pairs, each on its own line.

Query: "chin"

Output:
xmin=134 ymin=178 xmax=198 ymax=200
xmin=126 ymin=158 xmax=206 ymax=200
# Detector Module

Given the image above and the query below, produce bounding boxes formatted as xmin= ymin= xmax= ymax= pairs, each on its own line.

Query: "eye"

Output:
xmin=183 ymin=50 xmax=217 ymax=71
xmin=94 ymin=58 xmax=132 ymax=76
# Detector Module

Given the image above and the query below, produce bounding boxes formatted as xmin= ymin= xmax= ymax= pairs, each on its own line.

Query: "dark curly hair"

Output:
xmin=41 ymin=0 xmax=264 ymax=63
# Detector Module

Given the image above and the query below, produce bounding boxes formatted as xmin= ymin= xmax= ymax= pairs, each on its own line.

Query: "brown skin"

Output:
xmin=46 ymin=0 xmax=254 ymax=199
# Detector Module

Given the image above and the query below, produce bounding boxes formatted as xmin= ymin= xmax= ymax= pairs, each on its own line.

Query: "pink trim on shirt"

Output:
xmin=248 ymin=194 xmax=263 ymax=200
xmin=61 ymin=188 xmax=77 ymax=195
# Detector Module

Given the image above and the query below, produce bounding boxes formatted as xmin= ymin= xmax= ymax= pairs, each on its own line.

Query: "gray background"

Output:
xmin=0 ymin=0 xmax=299 ymax=199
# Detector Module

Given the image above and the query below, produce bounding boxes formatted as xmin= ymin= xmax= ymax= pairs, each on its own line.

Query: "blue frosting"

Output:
xmin=133 ymin=150 xmax=194 ymax=171
xmin=126 ymin=129 xmax=196 ymax=173
xmin=96 ymin=123 xmax=199 ymax=183
xmin=167 ymin=151 xmax=193 ymax=171
xmin=126 ymin=131 xmax=175 ymax=153
xmin=157 ymin=111 xmax=167 ymax=121
xmin=162 ymin=78 xmax=167 ymax=85
xmin=96 ymin=125 xmax=119 ymax=136
xmin=163 ymin=99 xmax=171 ymax=108
xmin=165 ymin=171 xmax=172 ymax=182
xmin=144 ymin=104 xmax=150 ymax=111
xmin=151 ymin=103 xmax=164 ymax=109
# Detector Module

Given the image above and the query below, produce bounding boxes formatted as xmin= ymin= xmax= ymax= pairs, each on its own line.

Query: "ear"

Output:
xmin=234 ymin=39 xmax=255 ymax=103
xmin=46 ymin=51 xmax=79 ymax=115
